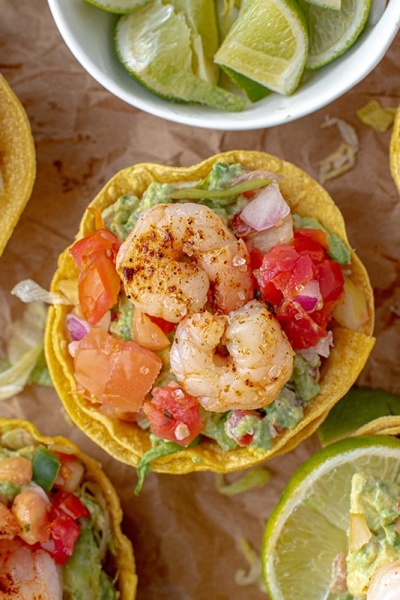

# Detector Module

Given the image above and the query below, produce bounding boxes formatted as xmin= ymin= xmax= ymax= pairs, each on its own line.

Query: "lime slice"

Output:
xmin=299 ymin=0 xmax=372 ymax=69
xmin=214 ymin=0 xmax=309 ymax=96
xmin=262 ymin=435 xmax=400 ymax=600
xmin=318 ymin=386 xmax=400 ymax=446
xmin=115 ymin=0 xmax=246 ymax=111
xmin=84 ymin=0 xmax=151 ymax=13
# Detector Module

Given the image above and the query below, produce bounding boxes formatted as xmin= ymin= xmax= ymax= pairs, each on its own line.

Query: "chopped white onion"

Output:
xmin=240 ymin=182 xmax=290 ymax=231
xmin=245 ymin=214 xmax=293 ymax=253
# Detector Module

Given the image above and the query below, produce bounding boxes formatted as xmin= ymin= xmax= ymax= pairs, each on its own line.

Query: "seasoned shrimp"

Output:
xmin=367 ymin=559 xmax=400 ymax=600
xmin=116 ymin=203 xmax=253 ymax=323
xmin=169 ymin=300 xmax=295 ymax=412
xmin=0 ymin=502 xmax=21 ymax=540
xmin=0 ymin=538 xmax=62 ymax=599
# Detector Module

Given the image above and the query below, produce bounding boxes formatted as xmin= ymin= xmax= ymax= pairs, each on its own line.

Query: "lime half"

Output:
xmin=84 ymin=0 xmax=151 ymax=13
xmin=115 ymin=0 xmax=245 ymax=111
xmin=262 ymin=435 xmax=400 ymax=600
xmin=299 ymin=0 xmax=372 ymax=69
xmin=214 ymin=0 xmax=309 ymax=96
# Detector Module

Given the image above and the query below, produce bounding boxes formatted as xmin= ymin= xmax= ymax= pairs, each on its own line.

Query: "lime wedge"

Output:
xmin=262 ymin=435 xmax=400 ymax=600
xmin=169 ymin=0 xmax=220 ymax=84
xmin=318 ymin=386 xmax=400 ymax=446
xmin=221 ymin=66 xmax=271 ymax=102
xmin=115 ymin=0 xmax=246 ymax=111
xmin=301 ymin=0 xmax=341 ymax=10
xmin=299 ymin=0 xmax=372 ymax=69
xmin=214 ymin=0 xmax=309 ymax=96
xmin=84 ymin=0 xmax=151 ymax=13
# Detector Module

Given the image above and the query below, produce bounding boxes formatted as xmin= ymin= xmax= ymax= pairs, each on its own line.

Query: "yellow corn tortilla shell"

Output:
xmin=0 ymin=417 xmax=137 ymax=600
xmin=0 ymin=74 xmax=36 ymax=255
xmin=353 ymin=416 xmax=400 ymax=438
xmin=390 ymin=105 xmax=400 ymax=196
xmin=45 ymin=150 xmax=375 ymax=475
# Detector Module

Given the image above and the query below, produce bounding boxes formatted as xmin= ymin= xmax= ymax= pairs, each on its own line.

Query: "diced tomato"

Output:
xmin=49 ymin=516 xmax=81 ymax=564
xmin=258 ymin=243 xmax=314 ymax=301
xmin=70 ymin=229 xmax=121 ymax=326
xmin=292 ymin=228 xmax=329 ymax=258
xmin=149 ymin=315 xmax=176 ymax=336
xmin=133 ymin=309 xmax=170 ymax=351
xmin=45 ymin=491 xmax=89 ymax=565
xmin=277 ymin=300 xmax=329 ymax=350
xmin=143 ymin=382 xmax=203 ymax=446
xmin=50 ymin=490 xmax=89 ymax=521
xmin=255 ymin=229 xmax=345 ymax=351
xmin=53 ymin=452 xmax=85 ymax=493
xmin=74 ymin=328 xmax=162 ymax=412
xmin=312 ymin=260 xmax=345 ymax=326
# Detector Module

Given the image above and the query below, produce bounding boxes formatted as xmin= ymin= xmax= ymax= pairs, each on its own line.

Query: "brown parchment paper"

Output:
xmin=0 ymin=3 xmax=399 ymax=599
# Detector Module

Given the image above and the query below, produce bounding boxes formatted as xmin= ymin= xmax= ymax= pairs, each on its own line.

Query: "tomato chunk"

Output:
xmin=143 ymin=382 xmax=203 ymax=446
xmin=257 ymin=229 xmax=345 ymax=351
xmin=277 ymin=300 xmax=329 ymax=350
xmin=74 ymin=328 xmax=162 ymax=412
xmin=70 ymin=229 xmax=121 ymax=326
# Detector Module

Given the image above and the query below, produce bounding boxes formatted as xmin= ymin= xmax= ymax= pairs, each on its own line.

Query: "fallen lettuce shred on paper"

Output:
xmin=215 ymin=467 xmax=270 ymax=496
xmin=319 ymin=116 xmax=360 ymax=184
xmin=0 ymin=299 xmax=51 ymax=400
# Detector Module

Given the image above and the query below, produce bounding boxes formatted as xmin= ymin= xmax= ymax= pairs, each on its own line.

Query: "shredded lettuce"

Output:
xmin=135 ymin=434 xmax=201 ymax=494
xmin=235 ymin=538 xmax=267 ymax=592
xmin=215 ymin=467 xmax=270 ymax=496
xmin=0 ymin=301 xmax=51 ymax=400
xmin=169 ymin=178 xmax=271 ymax=200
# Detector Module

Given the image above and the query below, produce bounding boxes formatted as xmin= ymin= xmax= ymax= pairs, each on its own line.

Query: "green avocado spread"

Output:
xmin=346 ymin=472 xmax=400 ymax=597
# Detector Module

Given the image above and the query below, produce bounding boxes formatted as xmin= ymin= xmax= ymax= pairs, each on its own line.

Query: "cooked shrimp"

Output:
xmin=116 ymin=203 xmax=253 ymax=323
xmin=367 ymin=559 xmax=400 ymax=600
xmin=169 ymin=299 xmax=295 ymax=412
xmin=0 ymin=538 xmax=62 ymax=599
xmin=0 ymin=502 xmax=21 ymax=540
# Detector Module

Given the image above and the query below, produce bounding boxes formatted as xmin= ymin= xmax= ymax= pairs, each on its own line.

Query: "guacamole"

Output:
xmin=346 ymin=472 xmax=400 ymax=597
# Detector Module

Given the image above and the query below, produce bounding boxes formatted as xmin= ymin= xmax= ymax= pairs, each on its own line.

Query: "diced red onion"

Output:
xmin=294 ymin=280 xmax=321 ymax=313
xmin=66 ymin=313 xmax=91 ymax=341
xmin=240 ymin=182 xmax=290 ymax=231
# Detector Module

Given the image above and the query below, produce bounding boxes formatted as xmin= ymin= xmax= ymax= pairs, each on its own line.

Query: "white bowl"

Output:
xmin=47 ymin=0 xmax=400 ymax=131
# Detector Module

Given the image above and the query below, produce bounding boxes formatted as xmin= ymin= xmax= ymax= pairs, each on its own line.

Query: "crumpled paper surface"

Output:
xmin=1 ymin=2 xmax=400 ymax=598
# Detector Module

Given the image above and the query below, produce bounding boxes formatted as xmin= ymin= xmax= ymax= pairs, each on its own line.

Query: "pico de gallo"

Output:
xmin=65 ymin=161 xmax=364 ymax=490
xmin=0 ymin=422 xmax=122 ymax=599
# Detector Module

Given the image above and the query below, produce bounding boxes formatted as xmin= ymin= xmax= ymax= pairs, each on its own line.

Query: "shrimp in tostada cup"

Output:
xmin=0 ymin=74 xmax=36 ymax=256
xmin=0 ymin=417 xmax=137 ymax=599
xmin=44 ymin=150 xmax=375 ymax=490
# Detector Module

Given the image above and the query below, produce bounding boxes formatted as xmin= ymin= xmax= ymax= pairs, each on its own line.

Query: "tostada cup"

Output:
xmin=0 ymin=74 xmax=36 ymax=255
xmin=0 ymin=417 xmax=137 ymax=598
xmin=44 ymin=150 xmax=375 ymax=487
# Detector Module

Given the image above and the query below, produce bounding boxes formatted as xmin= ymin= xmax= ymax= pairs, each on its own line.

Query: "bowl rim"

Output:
xmin=47 ymin=0 xmax=400 ymax=131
